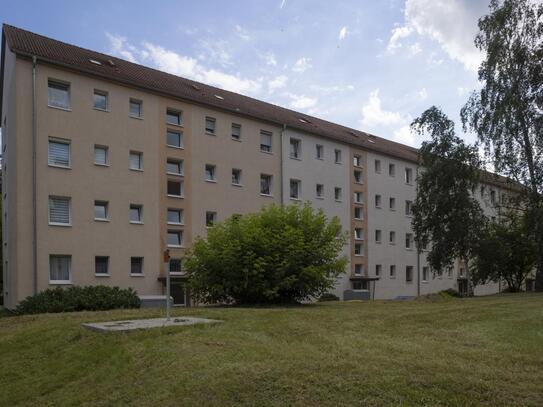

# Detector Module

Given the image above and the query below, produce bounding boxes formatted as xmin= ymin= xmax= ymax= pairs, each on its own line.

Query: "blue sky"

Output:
xmin=2 ymin=0 xmax=491 ymax=147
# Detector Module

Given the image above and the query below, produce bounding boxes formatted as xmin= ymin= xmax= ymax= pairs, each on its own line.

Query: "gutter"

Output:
xmin=32 ymin=55 xmax=37 ymax=295
xmin=280 ymin=124 xmax=286 ymax=205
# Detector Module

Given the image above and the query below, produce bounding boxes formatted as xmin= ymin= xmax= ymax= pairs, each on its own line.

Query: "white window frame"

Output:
xmin=167 ymin=208 xmax=184 ymax=225
xmin=205 ymin=211 xmax=217 ymax=228
xmin=129 ymin=98 xmax=143 ymax=119
xmin=129 ymin=204 xmax=143 ymax=224
xmin=49 ymin=254 xmax=72 ymax=284
xmin=130 ymin=257 xmax=144 ymax=276
xmin=290 ymin=179 xmax=301 ymax=200
xmin=167 ymin=180 xmax=184 ymax=198
xmin=94 ymin=200 xmax=109 ymax=221
xmin=316 ymin=144 xmax=324 ymax=160
xmin=167 ymin=109 xmax=183 ymax=126
xmin=231 ymin=123 xmax=242 ymax=141
xmin=260 ymin=130 xmax=273 ymax=153
xmin=290 ymin=138 xmax=301 ymax=160
xmin=48 ymin=138 xmax=71 ymax=168
xmin=205 ymin=164 xmax=217 ymax=182
xmin=205 ymin=116 xmax=216 ymax=134
xmin=48 ymin=196 xmax=72 ymax=226
xmin=94 ymin=145 xmax=109 ymax=166
xmin=129 ymin=151 xmax=143 ymax=171
xmin=166 ymin=129 xmax=183 ymax=149
xmin=167 ymin=158 xmax=184 ymax=176
xmin=93 ymin=89 xmax=109 ymax=111
xmin=167 ymin=230 xmax=183 ymax=248
xmin=48 ymin=79 xmax=71 ymax=110
xmin=334 ymin=149 xmax=342 ymax=164
xmin=232 ymin=168 xmax=242 ymax=186
xmin=95 ymin=256 xmax=110 ymax=276
xmin=260 ymin=174 xmax=273 ymax=196
xmin=316 ymin=183 xmax=324 ymax=199
xmin=354 ymin=228 xmax=364 ymax=240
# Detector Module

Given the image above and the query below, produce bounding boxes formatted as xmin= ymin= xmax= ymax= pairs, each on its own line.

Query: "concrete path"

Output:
xmin=82 ymin=317 xmax=221 ymax=333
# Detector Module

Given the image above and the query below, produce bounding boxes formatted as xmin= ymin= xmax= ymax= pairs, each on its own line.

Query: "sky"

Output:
xmin=1 ymin=0 xmax=492 ymax=148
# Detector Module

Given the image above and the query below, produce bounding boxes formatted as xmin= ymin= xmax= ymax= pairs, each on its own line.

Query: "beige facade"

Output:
xmin=1 ymin=26 xmax=523 ymax=308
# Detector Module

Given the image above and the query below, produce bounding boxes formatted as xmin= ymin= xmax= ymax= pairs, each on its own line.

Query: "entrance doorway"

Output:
xmin=458 ymin=279 xmax=468 ymax=297
xmin=170 ymin=282 xmax=186 ymax=306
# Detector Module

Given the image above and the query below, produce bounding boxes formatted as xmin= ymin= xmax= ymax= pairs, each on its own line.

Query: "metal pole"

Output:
xmin=31 ymin=56 xmax=37 ymax=295
xmin=166 ymin=260 xmax=171 ymax=321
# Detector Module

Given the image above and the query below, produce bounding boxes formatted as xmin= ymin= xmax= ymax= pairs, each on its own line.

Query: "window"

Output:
xmin=405 ymin=233 xmax=413 ymax=249
xmin=334 ymin=149 xmax=342 ymax=164
xmin=390 ymin=265 xmax=396 ymax=278
xmin=260 ymin=130 xmax=272 ymax=152
xmin=375 ymin=264 xmax=382 ymax=277
xmin=406 ymin=266 xmax=413 ymax=282
xmin=260 ymin=174 xmax=272 ymax=195
xmin=316 ymin=183 xmax=324 ymax=198
xmin=334 ymin=187 xmax=342 ymax=201
xmin=353 ymin=155 xmax=362 ymax=167
xmin=389 ymin=197 xmax=396 ymax=210
xmin=48 ymin=139 xmax=70 ymax=167
xmin=354 ymin=206 xmax=363 ymax=220
xmin=49 ymin=255 xmax=71 ymax=283
xmin=438 ymin=268 xmax=443 ymax=278
xmin=355 ymin=264 xmax=364 ymax=275
xmin=375 ymin=229 xmax=382 ymax=243
xmin=422 ymin=266 xmax=429 ymax=282
xmin=354 ymin=228 xmax=364 ymax=240
xmin=94 ymin=201 xmax=108 ymax=221
xmin=290 ymin=138 xmax=301 ymax=159
xmin=480 ymin=186 xmax=486 ymax=198
xmin=205 ymin=164 xmax=216 ymax=182
xmin=167 ymin=109 xmax=182 ymax=126
xmin=447 ymin=266 xmax=453 ymax=278
xmin=167 ymin=130 xmax=183 ymax=148
xmin=316 ymin=144 xmax=324 ymax=159
xmin=95 ymin=256 xmax=109 ymax=275
xmin=131 ymin=257 xmax=143 ymax=275
xmin=130 ymin=151 xmax=143 ymax=170
xmin=232 ymin=168 xmax=242 ymax=185
xmin=167 ymin=209 xmax=184 ymax=225
xmin=353 ymin=280 xmax=369 ymax=290
xmin=167 ymin=159 xmax=183 ymax=176
xmin=459 ymin=267 xmax=465 ymax=277
xmin=490 ymin=190 xmax=496 ymax=204
xmin=375 ymin=194 xmax=382 ymax=208
xmin=405 ymin=167 xmax=413 ymax=184
xmin=169 ymin=258 xmax=183 ymax=274
xmin=205 ymin=116 xmax=216 ymax=134
xmin=48 ymin=80 xmax=70 ymax=109
xmin=206 ymin=211 xmax=217 ymax=227
xmin=130 ymin=204 xmax=142 ymax=223
xmin=389 ymin=163 xmax=395 ymax=177
xmin=49 ymin=197 xmax=71 ymax=225
xmin=93 ymin=90 xmax=108 ymax=111
xmin=129 ymin=99 xmax=143 ymax=118
xmin=354 ymin=243 xmax=364 ymax=256
xmin=354 ymin=192 xmax=363 ymax=204
xmin=167 ymin=180 xmax=183 ymax=197
xmin=389 ymin=231 xmax=396 ymax=244
xmin=354 ymin=170 xmax=363 ymax=184
xmin=231 ymin=123 xmax=241 ymax=140
xmin=167 ymin=230 xmax=183 ymax=247
xmin=290 ymin=179 xmax=301 ymax=200
xmin=374 ymin=159 xmax=381 ymax=173
xmin=94 ymin=145 xmax=108 ymax=166
xmin=405 ymin=200 xmax=413 ymax=216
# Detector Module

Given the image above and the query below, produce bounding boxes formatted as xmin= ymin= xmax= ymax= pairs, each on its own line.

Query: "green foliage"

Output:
xmin=461 ymin=0 xmax=543 ymax=286
xmin=472 ymin=211 xmax=538 ymax=292
xmin=318 ymin=293 xmax=340 ymax=302
xmin=185 ymin=203 xmax=348 ymax=305
xmin=411 ymin=106 xmax=487 ymax=273
xmin=16 ymin=286 xmax=140 ymax=315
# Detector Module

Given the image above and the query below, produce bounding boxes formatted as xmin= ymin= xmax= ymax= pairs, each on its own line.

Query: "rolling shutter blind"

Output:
xmin=95 ymin=147 xmax=107 ymax=165
xmin=48 ymin=141 xmax=70 ymax=166
xmin=49 ymin=197 xmax=70 ymax=224
xmin=130 ymin=153 xmax=141 ymax=169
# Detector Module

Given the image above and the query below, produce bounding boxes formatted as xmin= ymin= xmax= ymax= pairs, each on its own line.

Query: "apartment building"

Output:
xmin=0 ymin=25 xmax=518 ymax=309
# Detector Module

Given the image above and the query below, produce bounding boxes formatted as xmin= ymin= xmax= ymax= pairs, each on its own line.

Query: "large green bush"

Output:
xmin=16 ymin=286 xmax=140 ymax=315
xmin=185 ymin=203 xmax=348 ymax=305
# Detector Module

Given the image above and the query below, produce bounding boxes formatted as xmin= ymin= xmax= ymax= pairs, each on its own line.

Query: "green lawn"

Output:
xmin=1 ymin=294 xmax=543 ymax=406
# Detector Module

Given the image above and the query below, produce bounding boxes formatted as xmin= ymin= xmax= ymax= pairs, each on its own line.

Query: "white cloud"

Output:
xmin=106 ymin=33 xmax=137 ymax=62
xmin=197 ymin=39 xmax=232 ymax=67
xmin=393 ymin=125 xmax=415 ymax=146
xmin=360 ymin=89 xmax=403 ymax=128
xmin=292 ymin=57 xmax=312 ymax=73
xmin=106 ymin=35 xmax=261 ymax=95
xmin=409 ymin=42 xmax=422 ymax=56
xmin=285 ymin=92 xmax=317 ymax=109
xmin=417 ymin=87 xmax=428 ymax=100
xmin=280 ymin=0 xmax=286 ymax=9
xmin=387 ymin=0 xmax=486 ymax=71
xmin=269 ymin=75 xmax=288 ymax=91
xmin=262 ymin=52 xmax=277 ymax=66
xmin=235 ymin=25 xmax=251 ymax=41
xmin=339 ymin=26 xmax=348 ymax=41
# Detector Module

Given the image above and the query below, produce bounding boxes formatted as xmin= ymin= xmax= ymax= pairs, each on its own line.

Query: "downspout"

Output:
xmin=32 ymin=56 xmax=37 ymax=295
xmin=280 ymin=124 xmax=286 ymax=205
xmin=417 ymin=248 xmax=421 ymax=297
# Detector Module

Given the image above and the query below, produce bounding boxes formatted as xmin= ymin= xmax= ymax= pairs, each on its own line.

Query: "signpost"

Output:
xmin=163 ymin=249 xmax=171 ymax=321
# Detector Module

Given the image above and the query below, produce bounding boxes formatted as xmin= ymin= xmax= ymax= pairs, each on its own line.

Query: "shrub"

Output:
xmin=318 ymin=293 xmax=340 ymax=302
xmin=185 ymin=203 xmax=348 ymax=305
xmin=16 ymin=286 xmax=140 ymax=315
xmin=439 ymin=289 xmax=460 ymax=298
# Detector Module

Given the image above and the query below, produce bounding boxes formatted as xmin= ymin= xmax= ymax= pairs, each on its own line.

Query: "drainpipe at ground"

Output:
xmin=32 ymin=55 xmax=37 ymax=295
xmin=280 ymin=124 xmax=286 ymax=205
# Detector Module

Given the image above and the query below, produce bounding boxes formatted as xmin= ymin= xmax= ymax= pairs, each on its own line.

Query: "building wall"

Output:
xmin=281 ymin=128 xmax=351 ymax=296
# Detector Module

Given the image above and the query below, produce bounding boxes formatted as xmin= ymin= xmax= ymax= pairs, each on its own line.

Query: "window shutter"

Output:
xmin=130 ymin=153 xmax=141 ymax=169
xmin=48 ymin=141 xmax=70 ymax=166
xmin=95 ymin=147 xmax=107 ymax=165
xmin=49 ymin=198 xmax=70 ymax=224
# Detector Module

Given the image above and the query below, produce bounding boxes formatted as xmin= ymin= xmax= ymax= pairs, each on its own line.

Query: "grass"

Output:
xmin=1 ymin=294 xmax=543 ymax=406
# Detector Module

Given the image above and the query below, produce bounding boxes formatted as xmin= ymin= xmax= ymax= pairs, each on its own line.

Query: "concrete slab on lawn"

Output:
xmin=82 ymin=317 xmax=221 ymax=333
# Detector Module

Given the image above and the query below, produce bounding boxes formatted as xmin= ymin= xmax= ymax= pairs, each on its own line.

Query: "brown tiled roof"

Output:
xmin=1 ymin=24 xmax=518 ymax=191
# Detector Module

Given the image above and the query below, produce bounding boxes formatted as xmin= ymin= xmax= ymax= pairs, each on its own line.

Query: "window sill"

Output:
xmin=260 ymin=150 xmax=273 ymax=155
xmin=353 ymin=289 xmax=369 ymax=292
xmin=354 ymin=238 xmax=364 ymax=241
xmin=375 ymin=206 xmax=382 ymax=209
xmin=93 ymin=108 xmax=110 ymax=113
xmin=48 ymin=164 xmax=71 ymax=170
xmin=167 ymin=145 xmax=184 ymax=150
xmin=130 ymin=168 xmax=144 ymax=172
xmin=290 ymin=197 xmax=301 ymax=201
xmin=130 ymin=221 xmax=144 ymax=225
xmin=167 ymin=122 xmax=183 ymax=128
xmin=49 ymin=222 xmax=72 ymax=227
xmin=390 ymin=208 xmax=396 ymax=211
xmin=167 ymin=172 xmax=184 ymax=177
xmin=231 ymin=137 xmax=242 ymax=142
xmin=205 ymin=179 xmax=217 ymax=183
xmin=354 ymin=218 xmax=364 ymax=221
xmin=354 ymin=202 xmax=364 ymax=205
xmin=260 ymin=193 xmax=273 ymax=198
xmin=167 ymin=222 xmax=184 ymax=226
xmin=405 ymin=248 xmax=414 ymax=251
xmin=316 ymin=157 xmax=324 ymax=161
xmin=335 ymin=200 xmax=343 ymax=203
xmin=390 ymin=276 xmax=396 ymax=279
xmin=232 ymin=183 xmax=243 ymax=188
xmin=49 ymin=280 xmax=72 ymax=285
xmin=167 ymin=195 xmax=184 ymax=199
xmin=376 ymin=241 xmax=382 ymax=244
xmin=94 ymin=218 xmax=109 ymax=222
xmin=130 ymin=273 xmax=145 ymax=277
xmin=334 ymin=162 xmax=342 ymax=165
xmin=290 ymin=156 xmax=302 ymax=161
xmin=129 ymin=115 xmax=144 ymax=120
xmin=205 ymin=132 xmax=216 ymax=136
xmin=354 ymin=181 xmax=364 ymax=185
xmin=48 ymin=105 xmax=72 ymax=112
xmin=95 ymin=273 xmax=110 ymax=278
xmin=389 ymin=242 xmax=396 ymax=245
xmin=95 ymin=163 xmax=110 ymax=167
xmin=354 ymin=254 xmax=364 ymax=257
xmin=168 ymin=245 xmax=183 ymax=249
xmin=315 ymin=196 xmax=324 ymax=200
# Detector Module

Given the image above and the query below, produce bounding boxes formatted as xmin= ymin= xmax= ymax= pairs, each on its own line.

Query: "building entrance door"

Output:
xmin=170 ymin=283 xmax=186 ymax=306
